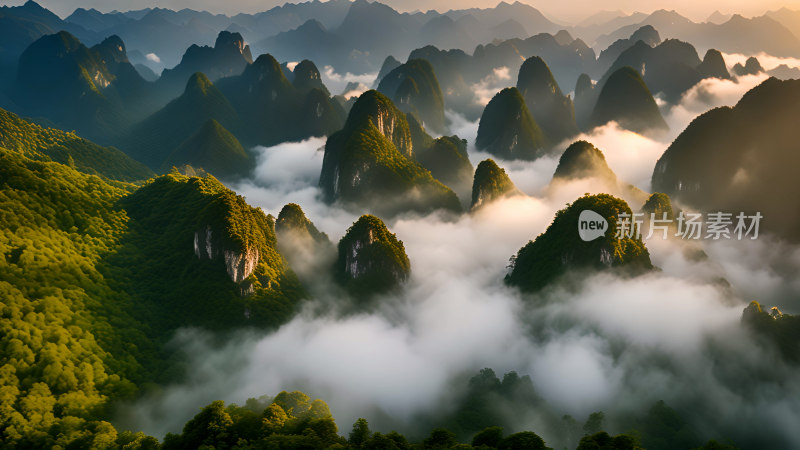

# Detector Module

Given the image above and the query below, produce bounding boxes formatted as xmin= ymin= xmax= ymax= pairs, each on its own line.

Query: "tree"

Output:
xmin=424 ymin=428 xmax=458 ymax=449
xmin=472 ymin=426 xmax=504 ymax=447
xmin=583 ymin=412 xmax=606 ymax=436
xmin=577 ymin=431 xmax=643 ymax=450
xmin=349 ymin=418 xmax=371 ymax=446
xmin=498 ymin=431 xmax=548 ymax=450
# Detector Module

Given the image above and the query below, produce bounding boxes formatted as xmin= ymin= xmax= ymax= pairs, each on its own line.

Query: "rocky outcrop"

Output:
xmin=471 ymin=159 xmax=521 ymax=209
xmin=516 ymin=56 xmax=578 ymax=143
xmin=335 ymin=215 xmax=410 ymax=296
xmin=506 ymin=193 xmax=653 ymax=293
xmin=194 ymin=224 xmax=259 ymax=284
xmin=696 ymin=49 xmax=731 ymax=79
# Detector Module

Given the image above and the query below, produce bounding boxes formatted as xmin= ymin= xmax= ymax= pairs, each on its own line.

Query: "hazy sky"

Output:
xmin=9 ymin=0 xmax=800 ymax=22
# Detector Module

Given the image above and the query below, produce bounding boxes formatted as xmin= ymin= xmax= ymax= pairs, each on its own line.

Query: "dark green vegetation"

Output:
xmin=651 ymin=77 xmax=800 ymax=242
xmin=741 ymin=301 xmax=800 ymax=363
xmin=553 ymin=140 xmax=616 ymax=183
xmin=414 ymin=135 xmax=474 ymax=196
xmin=0 ymin=119 xmax=305 ymax=445
xmin=590 ymin=67 xmax=667 ymax=135
xmin=162 ymin=391 xmax=340 ymax=449
xmin=160 ymin=119 xmax=250 ymax=179
xmin=158 ymin=368 xmax=738 ymax=450
xmin=640 ymin=193 xmax=675 ymax=222
xmin=157 ymin=31 xmax=253 ymax=97
xmin=11 ymin=31 xmax=157 ymax=143
xmin=319 ymin=90 xmax=461 ymax=217
xmin=506 ymin=194 xmax=653 ymax=293
xmin=0 ymin=106 xmax=151 ymax=182
xmin=377 ymin=59 xmax=446 ymax=134
xmin=471 ymin=159 xmax=520 ymax=210
xmin=476 ymin=87 xmax=547 ymax=161
xmin=516 ymin=56 xmax=578 ymax=143
xmin=123 ymin=72 xmax=240 ymax=169
xmin=334 ymin=215 xmax=411 ymax=297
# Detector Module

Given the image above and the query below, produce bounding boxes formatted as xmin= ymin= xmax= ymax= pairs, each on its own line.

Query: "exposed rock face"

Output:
xmin=471 ymin=159 xmax=521 ymax=209
xmin=697 ymin=49 xmax=731 ymax=79
xmin=376 ymin=59 xmax=446 ymax=134
xmin=335 ymin=215 xmax=410 ymax=296
xmin=319 ymin=90 xmax=460 ymax=216
xmin=506 ymin=193 xmax=653 ymax=293
xmin=516 ymin=56 xmax=578 ymax=143
xmin=475 ymin=87 xmax=547 ymax=161
xmin=194 ymin=224 xmax=259 ymax=284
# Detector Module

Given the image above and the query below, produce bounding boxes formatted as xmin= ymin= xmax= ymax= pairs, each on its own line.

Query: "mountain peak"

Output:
xmin=185 ymin=72 xmax=214 ymax=96
xmin=553 ymin=140 xmax=615 ymax=182
xmin=590 ymin=66 xmax=667 ymax=134
xmin=475 ymin=87 xmax=546 ymax=161
xmin=335 ymin=214 xmax=411 ymax=296
xmin=214 ymin=30 xmax=246 ymax=53
xmin=471 ymin=159 xmax=520 ymax=209
xmin=506 ymin=193 xmax=653 ymax=292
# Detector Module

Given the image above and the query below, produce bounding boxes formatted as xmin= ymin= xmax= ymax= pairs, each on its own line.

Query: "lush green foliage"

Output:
xmin=160 ymin=119 xmax=250 ymax=179
xmin=124 ymin=72 xmax=241 ymax=169
xmin=640 ymin=193 xmax=675 ymax=221
xmin=335 ymin=215 xmax=411 ymax=296
xmin=0 ymin=107 xmax=152 ymax=182
xmin=162 ymin=391 xmax=341 ymax=449
xmin=506 ymin=194 xmax=653 ymax=292
xmin=320 ymin=90 xmax=462 ymax=216
xmin=0 ymin=147 xmax=158 ymax=446
xmin=416 ymin=135 xmax=474 ymax=193
xmin=553 ymin=140 xmax=615 ymax=182
xmin=471 ymin=159 xmax=519 ymax=209
xmin=476 ymin=87 xmax=547 ymax=161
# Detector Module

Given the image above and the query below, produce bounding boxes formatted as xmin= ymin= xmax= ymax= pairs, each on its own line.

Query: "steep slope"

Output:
xmin=506 ymin=193 xmax=653 ymax=292
xmin=123 ymin=72 xmax=240 ymax=169
xmin=217 ymin=53 xmax=344 ymax=146
xmin=275 ymin=203 xmax=336 ymax=283
xmin=516 ymin=56 xmax=578 ymax=143
xmin=551 ymin=140 xmax=647 ymax=204
xmin=319 ymin=90 xmax=462 ymax=216
xmin=292 ymin=59 xmax=329 ymax=95
xmin=476 ymin=87 xmax=547 ymax=160
xmin=590 ymin=66 xmax=667 ymax=134
xmin=160 ymin=119 xmax=250 ymax=178
xmin=553 ymin=140 xmax=617 ymax=183
xmin=596 ymin=25 xmax=661 ymax=77
xmin=0 ymin=147 xmax=157 ymax=447
xmin=696 ymin=49 xmax=731 ymax=79
xmin=11 ymin=31 xmax=153 ymax=142
xmin=158 ymin=30 xmax=253 ymax=97
xmin=0 ymin=107 xmax=152 ymax=181
xmin=471 ymin=159 xmax=521 ymax=209
xmin=574 ymin=73 xmax=595 ymax=131
xmin=415 ymin=135 xmax=474 ymax=197
xmin=732 ymin=57 xmax=764 ymax=76
xmin=651 ymin=77 xmax=800 ymax=242
xmin=377 ymin=59 xmax=447 ymax=134
xmin=120 ymin=173 xmax=304 ymax=327
xmin=335 ymin=214 xmax=410 ymax=296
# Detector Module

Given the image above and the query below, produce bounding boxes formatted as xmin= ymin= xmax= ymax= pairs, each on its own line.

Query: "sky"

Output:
xmin=9 ymin=0 xmax=800 ymax=22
